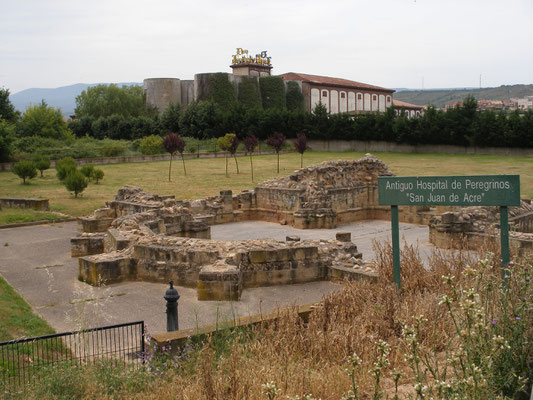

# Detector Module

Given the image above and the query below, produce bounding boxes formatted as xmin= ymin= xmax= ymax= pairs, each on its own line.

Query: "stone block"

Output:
xmin=71 ymin=236 xmax=105 ymax=257
xmin=286 ymin=235 xmax=300 ymax=242
xmin=107 ymin=228 xmax=130 ymax=251
xmin=291 ymin=246 xmax=319 ymax=261
xmin=441 ymin=212 xmax=456 ymax=224
xmin=197 ymin=264 xmax=241 ymax=301
xmin=78 ymin=217 xmax=114 ymax=233
xmin=78 ymin=255 xmax=135 ymax=286
xmin=336 ymin=232 xmax=351 ymax=242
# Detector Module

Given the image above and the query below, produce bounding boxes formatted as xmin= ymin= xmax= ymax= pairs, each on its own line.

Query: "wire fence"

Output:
xmin=0 ymin=321 xmax=144 ymax=396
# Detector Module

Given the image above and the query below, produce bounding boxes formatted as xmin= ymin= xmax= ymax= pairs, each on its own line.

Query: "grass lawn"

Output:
xmin=0 ymin=151 xmax=531 ymax=218
xmin=0 ymin=276 xmax=55 ymax=341
xmin=0 ymin=208 xmax=69 ymax=225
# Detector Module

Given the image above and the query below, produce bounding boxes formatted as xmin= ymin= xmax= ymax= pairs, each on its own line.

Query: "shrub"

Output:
xmin=293 ymin=133 xmax=308 ymax=168
xmin=138 ymin=135 xmax=163 ymax=155
xmin=32 ymin=154 xmax=51 ymax=177
xmin=101 ymin=139 xmax=127 ymax=157
xmin=0 ymin=120 xmax=14 ymax=162
xmin=285 ymin=81 xmax=304 ymax=111
xmin=208 ymin=73 xmax=237 ymax=109
xmin=238 ymin=76 xmax=262 ymax=109
xmin=55 ymin=157 xmax=77 ymax=181
xmin=91 ymin=168 xmax=104 ymax=184
xmin=80 ymin=164 xmax=95 ymax=180
xmin=12 ymin=160 xmax=37 ymax=184
xmin=243 ymin=133 xmax=258 ymax=181
xmin=64 ymin=170 xmax=88 ymax=198
xmin=162 ymin=133 xmax=186 ymax=180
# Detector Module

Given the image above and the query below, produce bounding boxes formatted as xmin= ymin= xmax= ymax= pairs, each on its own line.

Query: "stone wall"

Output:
xmin=1 ymin=198 xmax=49 ymax=211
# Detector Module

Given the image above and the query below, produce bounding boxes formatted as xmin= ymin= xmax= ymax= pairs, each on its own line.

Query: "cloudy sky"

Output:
xmin=1 ymin=0 xmax=532 ymax=94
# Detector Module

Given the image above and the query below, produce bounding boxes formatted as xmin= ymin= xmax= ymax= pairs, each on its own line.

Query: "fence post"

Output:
xmin=164 ymin=280 xmax=180 ymax=332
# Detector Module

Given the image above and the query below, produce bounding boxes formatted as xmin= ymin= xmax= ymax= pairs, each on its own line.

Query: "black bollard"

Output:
xmin=164 ymin=280 xmax=180 ymax=332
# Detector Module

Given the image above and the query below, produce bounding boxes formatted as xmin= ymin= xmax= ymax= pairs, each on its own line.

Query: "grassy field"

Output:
xmin=0 ymin=276 xmax=54 ymax=341
xmin=0 ymin=208 xmax=69 ymax=225
xmin=0 ymin=151 xmax=531 ymax=218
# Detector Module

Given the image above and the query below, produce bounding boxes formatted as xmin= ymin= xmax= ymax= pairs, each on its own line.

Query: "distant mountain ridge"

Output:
xmin=9 ymin=82 xmax=533 ymax=116
xmin=9 ymin=82 xmax=142 ymax=116
xmin=393 ymin=84 xmax=533 ymax=108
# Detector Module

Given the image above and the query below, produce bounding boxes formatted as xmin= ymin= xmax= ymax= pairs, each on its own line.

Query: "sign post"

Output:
xmin=378 ymin=175 xmax=520 ymax=290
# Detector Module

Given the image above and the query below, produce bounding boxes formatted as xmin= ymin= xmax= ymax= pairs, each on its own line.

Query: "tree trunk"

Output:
xmin=225 ymin=153 xmax=228 ymax=177
xmin=168 ymin=154 xmax=173 ymax=182
xmin=181 ymin=154 xmax=187 ymax=176
xmin=233 ymin=154 xmax=239 ymax=174
xmin=301 ymin=153 xmax=303 ymax=168
xmin=277 ymin=152 xmax=280 ymax=173
xmin=250 ymin=154 xmax=254 ymax=182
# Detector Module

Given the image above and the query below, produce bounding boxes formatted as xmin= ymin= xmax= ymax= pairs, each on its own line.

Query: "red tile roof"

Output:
xmin=393 ymin=99 xmax=425 ymax=109
xmin=279 ymin=72 xmax=394 ymax=93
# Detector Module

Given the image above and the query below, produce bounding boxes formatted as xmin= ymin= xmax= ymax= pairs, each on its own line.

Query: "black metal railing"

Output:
xmin=0 ymin=321 xmax=144 ymax=395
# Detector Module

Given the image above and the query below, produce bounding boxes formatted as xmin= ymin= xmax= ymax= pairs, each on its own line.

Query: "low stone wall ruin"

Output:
xmin=1 ymin=198 xmax=49 ymax=211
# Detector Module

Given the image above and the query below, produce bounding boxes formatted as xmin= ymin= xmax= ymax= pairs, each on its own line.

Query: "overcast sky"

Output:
xmin=1 ymin=0 xmax=532 ymax=94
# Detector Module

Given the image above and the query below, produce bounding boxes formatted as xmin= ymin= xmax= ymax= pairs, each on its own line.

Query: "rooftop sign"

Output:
xmin=378 ymin=175 xmax=520 ymax=207
xmin=231 ymin=48 xmax=272 ymax=66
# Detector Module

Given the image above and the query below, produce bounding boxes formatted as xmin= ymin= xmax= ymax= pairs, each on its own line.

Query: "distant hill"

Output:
xmin=9 ymin=82 xmax=142 ymax=117
xmin=393 ymin=84 xmax=533 ymax=108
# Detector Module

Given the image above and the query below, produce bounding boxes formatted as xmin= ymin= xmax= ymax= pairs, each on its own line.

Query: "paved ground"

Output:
xmin=0 ymin=220 xmax=432 ymax=336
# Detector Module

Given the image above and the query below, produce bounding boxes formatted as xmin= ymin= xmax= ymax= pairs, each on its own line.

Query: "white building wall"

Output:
xmin=348 ymin=92 xmax=356 ymax=112
xmin=379 ymin=94 xmax=385 ymax=112
xmin=320 ymin=89 xmax=330 ymax=112
xmin=364 ymin=93 xmax=371 ymax=111
xmin=356 ymin=93 xmax=363 ymax=111
xmin=311 ymin=88 xmax=320 ymax=110
xmin=330 ymin=90 xmax=339 ymax=114
xmin=372 ymin=94 xmax=378 ymax=111
xmin=339 ymin=91 xmax=347 ymax=113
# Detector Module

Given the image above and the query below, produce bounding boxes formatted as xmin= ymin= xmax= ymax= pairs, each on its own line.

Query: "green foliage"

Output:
xmin=217 ymin=133 xmax=239 ymax=154
xmin=161 ymin=102 xmax=182 ymax=133
xmin=12 ymin=160 xmax=37 ymax=184
xmin=0 ymin=87 xmax=19 ymax=122
xmin=31 ymin=362 xmax=87 ymax=400
xmin=80 ymin=164 xmax=95 ymax=180
xmin=64 ymin=170 xmax=88 ymax=198
xmin=55 ymin=157 xmax=77 ymax=181
xmin=208 ymin=73 xmax=237 ymax=109
xmin=0 ymin=120 xmax=15 ymax=162
xmin=91 ymin=168 xmax=104 ymax=184
xmin=238 ymin=77 xmax=262 ymax=109
xmin=180 ymin=101 xmax=223 ymax=139
xmin=74 ymin=84 xmax=148 ymax=118
xmin=139 ymin=134 xmax=163 ymax=155
xmin=259 ymin=76 xmax=286 ymax=110
xmin=101 ymin=139 xmax=128 ymax=156
xmin=15 ymin=101 xmax=69 ymax=139
xmin=285 ymin=81 xmax=304 ymax=111
xmin=32 ymin=154 xmax=51 ymax=177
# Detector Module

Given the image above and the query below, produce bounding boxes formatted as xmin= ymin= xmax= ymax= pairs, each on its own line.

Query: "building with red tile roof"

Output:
xmin=279 ymin=72 xmax=395 ymax=114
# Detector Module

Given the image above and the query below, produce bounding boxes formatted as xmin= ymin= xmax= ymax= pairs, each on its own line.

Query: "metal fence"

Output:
xmin=0 ymin=321 xmax=144 ymax=395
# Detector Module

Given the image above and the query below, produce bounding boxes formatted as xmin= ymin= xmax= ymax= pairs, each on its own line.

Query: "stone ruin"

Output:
xmin=71 ymin=153 xmax=532 ymax=300
xmin=73 ymin=154 xmax=411 ymax=300
xmin=429 ymin=201 xmax=533 ymax=255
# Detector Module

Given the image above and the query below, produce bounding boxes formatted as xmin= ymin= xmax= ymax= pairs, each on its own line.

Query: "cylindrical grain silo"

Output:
xmin=143 ymin=78 xmax=181 ymax=114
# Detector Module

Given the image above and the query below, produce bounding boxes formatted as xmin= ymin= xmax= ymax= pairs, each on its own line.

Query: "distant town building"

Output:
xmin=446 ymin=97 xmax=533 ymax=112
xmin=278 ymin=72 xmax=394 ymax=114
xmin=144 ymin=48 xmax=426 ymax=117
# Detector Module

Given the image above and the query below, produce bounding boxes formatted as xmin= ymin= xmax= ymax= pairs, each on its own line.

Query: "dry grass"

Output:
xmin=1 ymin=151 xmax=531 ymax=218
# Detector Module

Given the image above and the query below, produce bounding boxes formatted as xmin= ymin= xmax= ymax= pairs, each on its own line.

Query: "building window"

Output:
xmin=386 ymin=95 xmax=391 ymax=104
xmin=373 ymin=95 xmax=377 ymax=100
xmin=357 ymin=94 xmax=362 ymax=100
xmin=340 ymin=93 xmax=345 ymax=99
xmin=322 ymin=91 xmax=328 ymax=97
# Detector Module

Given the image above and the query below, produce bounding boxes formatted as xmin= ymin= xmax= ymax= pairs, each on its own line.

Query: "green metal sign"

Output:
xmin=378 ymin=175 xmax=520 ymax=206
xmin=378 ymin=175 xmax=521 ymax=291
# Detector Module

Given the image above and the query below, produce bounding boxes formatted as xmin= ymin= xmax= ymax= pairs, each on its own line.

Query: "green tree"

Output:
xmin=139 ymin=135 xmax=163 ymax=155
xmin=55 ymin=157 xmax=77 ymax=181
xmin=16 ymin=101 xmax=69 ymax=139
xmin=243 ymin=134 xmax=258 ymax=181
xmin=0 ymin=120 xmax=14 ymax=162
xmin=80 ymin=164 xmax=95 ymax=181
xmin=64 ymin=170 xmax=88 ymax=198
xmin=91 ymin=168 xmax=104 ymax=184
xmin=293 ymin=133 xmax=307 ymax=168
xmin=217 ymin=133 xmax=239 ymax=176
xmin=32 ymin=154 xmax=51 ymax=177
xmin=265 ymin=132 xmax=286 ymax=173
xmin=0 ymin=88 xmax=19 ymax=122
xmin=74 ymin=84 xmax=149 ymax=119
xmin=12 ymin=160 xmax=37 ymax=184
xmin=208 ymin=73 xmax=237 ymax=109
xmin=161 ymin=102 xmax=182 ymax=133
xmin=162 ymin=133 xmax=185 ymax=181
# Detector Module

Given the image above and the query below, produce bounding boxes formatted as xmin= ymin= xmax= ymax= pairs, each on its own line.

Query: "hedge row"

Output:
xmin=67 ymin=97 xmax=533 ymax=148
